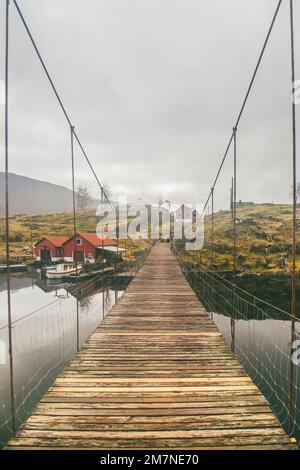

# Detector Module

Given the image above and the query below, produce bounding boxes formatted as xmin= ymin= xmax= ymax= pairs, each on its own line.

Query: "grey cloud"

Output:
xmin=0 ymin=0 xmax=299 ymax=207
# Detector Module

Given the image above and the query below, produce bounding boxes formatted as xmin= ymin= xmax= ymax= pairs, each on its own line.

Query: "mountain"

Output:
xmin=0 ymin=172 xmax=98 ymax=215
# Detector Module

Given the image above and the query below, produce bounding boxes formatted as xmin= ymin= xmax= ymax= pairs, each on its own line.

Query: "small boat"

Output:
xmin=43 ymin=265 xmax=58 ymax=271
xmin=46 ymin=264 xmax=82 ymax=279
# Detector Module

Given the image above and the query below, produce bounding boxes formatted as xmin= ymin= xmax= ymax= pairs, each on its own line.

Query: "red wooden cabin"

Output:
xmin=34 ymin=237 xmax=69 ymax=262
xmin=63 ymin=232 xmax=117 ymax=263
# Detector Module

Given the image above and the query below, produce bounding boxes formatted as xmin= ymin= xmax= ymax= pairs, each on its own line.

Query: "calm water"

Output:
xmin=213 ymin=313 xmax=300 ymax=443
xmin=229 ymin=274 xmax=300 ymax=444
xmin=183 ymin=268 xmax=300 ymax=444
xmin=0 ymin=271 xmax=299 ymax=447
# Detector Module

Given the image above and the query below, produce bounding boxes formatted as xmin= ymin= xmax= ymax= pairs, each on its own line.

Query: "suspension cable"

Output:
xmin=12 ymin=0 xmax=111 ymax=204
xmin=202 ymin=0 xmax=283 ymax=214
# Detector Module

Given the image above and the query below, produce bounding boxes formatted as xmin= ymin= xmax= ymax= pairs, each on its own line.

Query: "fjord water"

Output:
xmin=213 ymin=313 xmax=300 ymax=444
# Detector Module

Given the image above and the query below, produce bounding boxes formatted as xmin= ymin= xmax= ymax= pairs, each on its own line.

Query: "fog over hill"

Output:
xmin=0 ymin=173 xmax=98 ymax=215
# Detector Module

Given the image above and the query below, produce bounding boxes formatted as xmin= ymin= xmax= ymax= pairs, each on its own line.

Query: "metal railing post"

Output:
xmin=5 ymin=0 xmax=16 ymax=437
xmin=231 ymin=126 xmax=238 ymax=354
xmin=288 ymin=0 xmax=297 ymax=433
xmin=114 ymin=251 xmax=117 ymax=304
xmin=70 ymin=125 xmax=80 ymax=352
xmin=211 ymin=187 xmax=214 ymax=270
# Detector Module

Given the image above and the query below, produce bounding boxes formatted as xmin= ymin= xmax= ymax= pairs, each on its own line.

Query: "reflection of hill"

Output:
xmin=67 ymin=275 xmax=131 ymax=301
xmin=0 ymin=273 xmax=34 ymax=293
xmin=35 ymin=280 xmax=69 ymax=294
xmin=234 ymin=273 xmax=299 ymax=316
xmin=186 ymin=271 xmax=297 ymax=321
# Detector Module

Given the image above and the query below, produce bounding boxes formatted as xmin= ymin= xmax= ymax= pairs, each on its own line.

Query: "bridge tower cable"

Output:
xmin=4 ymin=0 xmax=16 ymax=437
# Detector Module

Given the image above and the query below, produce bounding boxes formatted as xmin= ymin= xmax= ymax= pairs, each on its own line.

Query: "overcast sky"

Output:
xmin=0 ymin=0 xmax=299 ymax=208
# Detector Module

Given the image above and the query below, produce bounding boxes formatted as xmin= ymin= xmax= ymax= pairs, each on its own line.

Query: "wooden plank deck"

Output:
xmin=6 ymin=243 xmax=295 ymax=450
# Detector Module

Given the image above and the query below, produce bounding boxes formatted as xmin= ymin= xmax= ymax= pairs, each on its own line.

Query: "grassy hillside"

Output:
xmin=0 ymin=209 xmax=149 ymax=262
xmin=0 ymin=204 xmax=299 ymax=273
xmin=191 ymin=203 xmax=300 ymax=273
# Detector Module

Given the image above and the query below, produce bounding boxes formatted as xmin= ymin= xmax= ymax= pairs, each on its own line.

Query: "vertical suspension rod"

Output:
xmin=4 ymin=0 xmax=16 ymax=436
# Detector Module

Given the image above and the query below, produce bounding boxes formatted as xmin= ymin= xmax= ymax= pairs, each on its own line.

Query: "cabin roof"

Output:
xmin=101 ymin=246 xmax=126 ymax=253
xmin=35 ymin=236 xmax=69 ymax=247
xmin=63 ymin=232 xmax=117 ymax=247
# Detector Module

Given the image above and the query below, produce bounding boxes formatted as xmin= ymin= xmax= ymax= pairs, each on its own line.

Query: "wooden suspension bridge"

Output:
xmin=5 ymin=244 xmax=296 ymax=450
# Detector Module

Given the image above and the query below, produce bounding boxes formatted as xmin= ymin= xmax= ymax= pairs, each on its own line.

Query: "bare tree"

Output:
xmin=101 ymin=182 xmax=112 ymax=202
xmin=77 ymin=183 xmax=91 ymax=210
xmin=290 ymin=182 xmax=300 ymax=205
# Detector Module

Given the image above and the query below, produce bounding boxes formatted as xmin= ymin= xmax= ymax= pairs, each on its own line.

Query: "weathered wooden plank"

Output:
xmin=25 ymin=412 xmax=279 ymax=426
xmin=27 ymin=406 xmax=277 ymax=417
xmin=40 ymin=393 xmax=266 ymax=404
xmin=16 ymin=428 xmax=288 ymax=439
xmin=53 ymin=377 xmax=252 ymax=385
xmin=5 ymin=435 xmax=295 ymax=449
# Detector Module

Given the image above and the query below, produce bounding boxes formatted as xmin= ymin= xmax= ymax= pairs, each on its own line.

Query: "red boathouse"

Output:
xmin=63 ymin=232 xmax=117 ymax=263
xmin=34 ymin=237 xmax=69 ymax=262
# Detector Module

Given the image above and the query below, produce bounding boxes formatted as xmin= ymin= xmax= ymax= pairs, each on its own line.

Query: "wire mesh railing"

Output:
xmin=0 ymin=240 xmax=153 ymax=448
xmin=172 ymin=242 xmax=300 ymax=446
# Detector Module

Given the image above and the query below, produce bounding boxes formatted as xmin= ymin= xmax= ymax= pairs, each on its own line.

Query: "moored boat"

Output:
xmin=46 ymin=264 xmax=82 ymax=279
xmin=43 ymin=265 xmax=58 ymax=271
